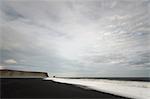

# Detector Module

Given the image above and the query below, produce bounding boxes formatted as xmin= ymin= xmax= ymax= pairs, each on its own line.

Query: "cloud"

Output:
xmin=0 ymin=0 xmax=149 ymax=77
xmin=4 ymin=59 xmax=17 ymax=64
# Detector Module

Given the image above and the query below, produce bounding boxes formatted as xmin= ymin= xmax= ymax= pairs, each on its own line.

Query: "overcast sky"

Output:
xmin=0 ymin=0 xmax=150 ymax=77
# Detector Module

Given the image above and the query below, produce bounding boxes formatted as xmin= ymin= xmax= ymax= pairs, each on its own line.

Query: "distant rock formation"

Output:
xmin=0 ymin=69 xmax=48 ymax=78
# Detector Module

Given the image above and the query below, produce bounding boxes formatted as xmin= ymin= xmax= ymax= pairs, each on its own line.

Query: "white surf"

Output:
xmin=44 ymin=78 xmax=150 ymax=99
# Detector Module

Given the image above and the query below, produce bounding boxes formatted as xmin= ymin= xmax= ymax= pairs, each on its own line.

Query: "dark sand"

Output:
xmin=1 ymin=78 xmax=129 ymax=98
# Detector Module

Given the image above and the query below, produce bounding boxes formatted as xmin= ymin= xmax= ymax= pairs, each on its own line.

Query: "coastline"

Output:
xmin=1 ymin=78 xmax=129 ymax=98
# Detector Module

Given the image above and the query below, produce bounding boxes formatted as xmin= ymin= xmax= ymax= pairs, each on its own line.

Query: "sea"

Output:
xmin=45 ymin=77 xmax=150 ymax=99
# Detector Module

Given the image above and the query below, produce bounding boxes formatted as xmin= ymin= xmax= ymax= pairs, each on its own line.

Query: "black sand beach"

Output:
xmin=1 ymin=78 xmax=129 ymax=98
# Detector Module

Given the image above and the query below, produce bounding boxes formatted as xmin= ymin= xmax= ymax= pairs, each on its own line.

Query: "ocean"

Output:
xmin=45 ymin=77 xmax=150 ymax=99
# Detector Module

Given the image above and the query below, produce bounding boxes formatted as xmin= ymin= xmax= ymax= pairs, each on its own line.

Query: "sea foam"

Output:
xmin=45 ymin=78 xmax=150 ymax=99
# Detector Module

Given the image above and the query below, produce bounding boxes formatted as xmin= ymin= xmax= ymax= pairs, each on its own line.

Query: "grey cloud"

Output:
xmin=127 ymin=52 xmax=150 ymax=67
xmin=0 ymin=0 xmax=149 ymax=77
xmin=0 ymin=1 xmax=24 ymax=21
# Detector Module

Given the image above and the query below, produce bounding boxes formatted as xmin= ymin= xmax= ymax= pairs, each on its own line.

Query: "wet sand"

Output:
xmin=1 ymin=78 xmax=129 ymax=98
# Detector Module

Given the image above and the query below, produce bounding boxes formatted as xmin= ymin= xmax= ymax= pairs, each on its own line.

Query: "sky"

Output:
xmin=0 ymin=0 xmax=150 ymax=77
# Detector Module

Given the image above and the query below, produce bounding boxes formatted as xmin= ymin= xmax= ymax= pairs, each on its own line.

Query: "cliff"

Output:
xmin=0 ymin=69 xmax=48 ymax=78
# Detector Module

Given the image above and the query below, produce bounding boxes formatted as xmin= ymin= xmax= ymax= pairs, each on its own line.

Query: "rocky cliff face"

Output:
xmin=0 ymin=69 xmax=48 ymax=78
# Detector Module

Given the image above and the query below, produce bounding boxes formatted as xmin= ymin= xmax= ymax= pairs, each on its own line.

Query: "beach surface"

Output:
xmin=1 ymin=78 xmax=128 ymax=98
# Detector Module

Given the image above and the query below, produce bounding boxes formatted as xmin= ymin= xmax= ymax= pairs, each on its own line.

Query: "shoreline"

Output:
xmin=1 ymin=78 xmax=129 ymax=98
